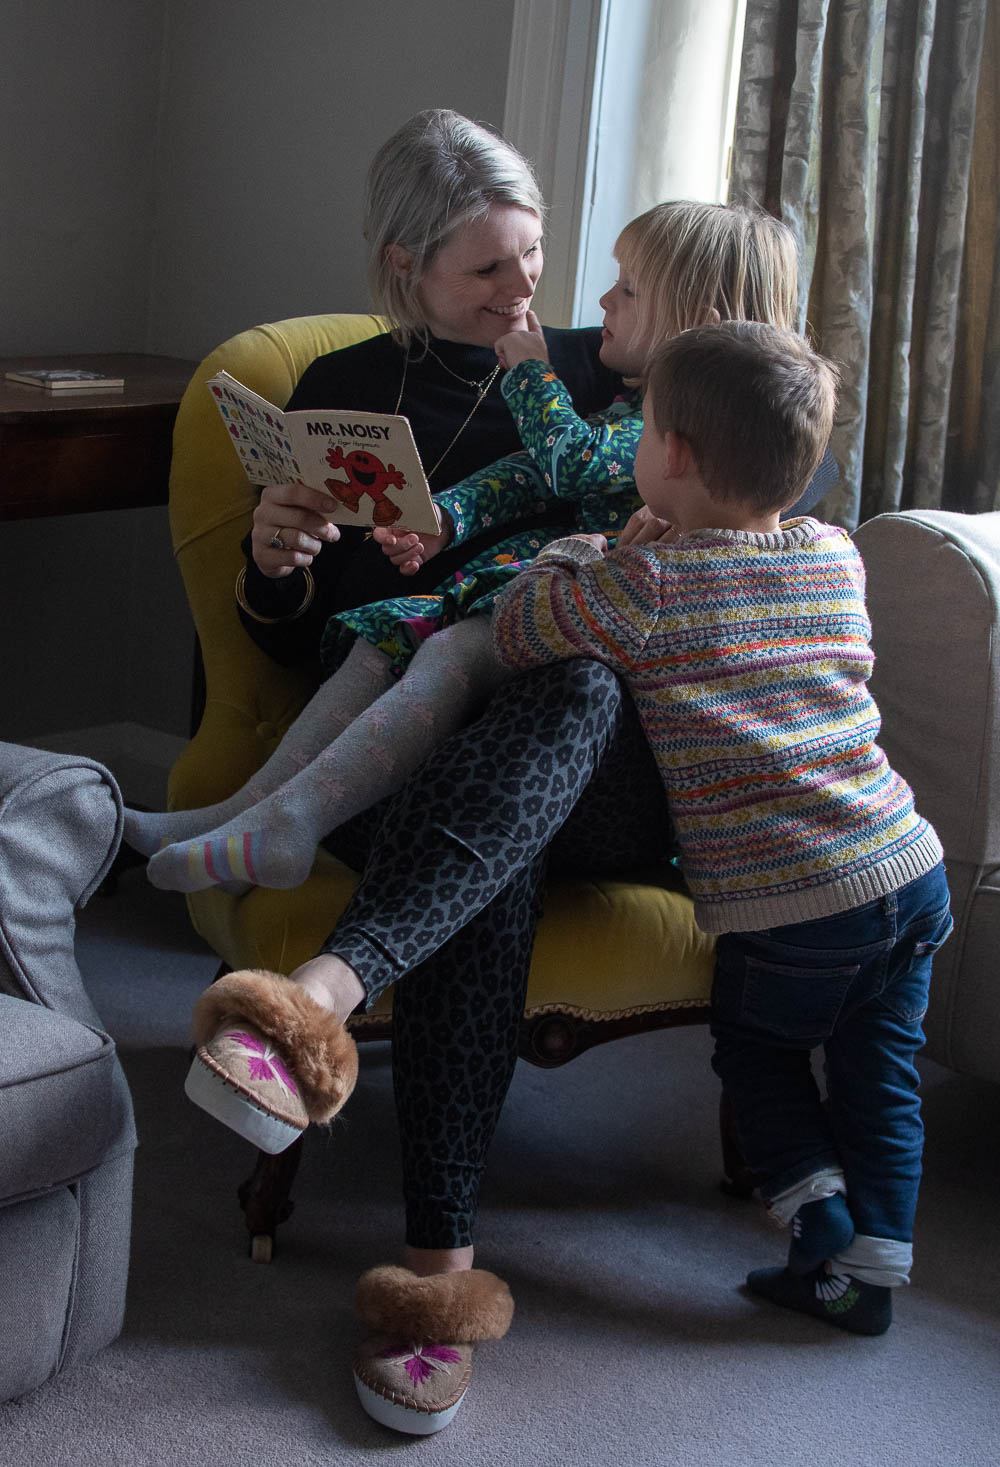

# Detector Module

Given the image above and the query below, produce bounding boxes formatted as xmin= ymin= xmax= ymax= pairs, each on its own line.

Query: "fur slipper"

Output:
xmin=353 ymin=1266 xmax=514 ymax=1435
xmin=185 ymin=969 xmax=359 ymax=1154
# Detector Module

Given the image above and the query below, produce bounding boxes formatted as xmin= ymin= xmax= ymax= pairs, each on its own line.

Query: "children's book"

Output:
xmin=207 ymin=369 xmax=441 ymax=534
xmin=5 ymin=368 xmax=125 ymax=391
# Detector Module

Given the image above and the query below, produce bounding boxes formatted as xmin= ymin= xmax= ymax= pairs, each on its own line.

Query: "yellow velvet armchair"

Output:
xmin=166 ymin=313 xmax=722 ymax=1248
xmin=168 ymin=311 xmax=716 ymax=1049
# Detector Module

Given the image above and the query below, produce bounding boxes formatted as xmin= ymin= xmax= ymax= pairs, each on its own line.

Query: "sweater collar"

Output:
xmin=676 ymin=517 xmax=845 ymax=550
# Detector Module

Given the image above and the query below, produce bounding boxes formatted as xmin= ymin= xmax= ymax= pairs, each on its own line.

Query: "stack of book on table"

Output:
xmin=4 ymin=368 xmax=125 ymax=392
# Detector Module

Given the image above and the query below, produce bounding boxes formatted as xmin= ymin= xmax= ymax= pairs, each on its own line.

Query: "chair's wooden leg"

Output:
xmin=203 ymin=964 xmax=304 ymax=1262
xmin=237 ymin=1138 xmax=304 ymax=1262
xmin=717 ymin=1090 xmax=761 ymax=1197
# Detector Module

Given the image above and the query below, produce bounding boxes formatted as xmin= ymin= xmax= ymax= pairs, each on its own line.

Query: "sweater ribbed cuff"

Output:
xmin=533 ymin=537 xmax=606 ymax=569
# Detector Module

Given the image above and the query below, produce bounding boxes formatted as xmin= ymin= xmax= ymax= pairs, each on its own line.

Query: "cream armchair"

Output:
xmin=853 ymin=509 xmax=1000 ymax=1086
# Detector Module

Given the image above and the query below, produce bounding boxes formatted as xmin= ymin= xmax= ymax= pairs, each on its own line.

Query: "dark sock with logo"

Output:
xmin=746 ymin=1266 xmax=892 ymax=1336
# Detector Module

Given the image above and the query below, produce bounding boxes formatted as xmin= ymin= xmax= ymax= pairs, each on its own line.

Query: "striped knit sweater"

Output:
xmin=491 ymin=518 xmax=942 ymax=934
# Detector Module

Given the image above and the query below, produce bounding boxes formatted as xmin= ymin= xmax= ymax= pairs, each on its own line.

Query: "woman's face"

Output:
xmin=407 ymin=205 xmax=543 ymax=347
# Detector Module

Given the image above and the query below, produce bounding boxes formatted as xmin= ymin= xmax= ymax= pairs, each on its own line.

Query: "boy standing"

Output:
xmin=492 ymin=322 xmax=951 ymax=1335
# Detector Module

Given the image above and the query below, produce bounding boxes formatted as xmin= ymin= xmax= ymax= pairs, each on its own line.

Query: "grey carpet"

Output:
xmin=3 ymin=867 xmax=999 ymax=1466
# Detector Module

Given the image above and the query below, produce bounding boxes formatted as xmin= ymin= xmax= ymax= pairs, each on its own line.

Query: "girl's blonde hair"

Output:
xmin=614 ymin=201 xmax=798 ymax=372
xmin=365 ymin=109 xmax=545 ymax=346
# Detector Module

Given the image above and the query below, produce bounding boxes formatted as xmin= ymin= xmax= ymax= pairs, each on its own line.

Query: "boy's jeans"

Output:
xmin=711 ymin=864 xmax=952 ymax=1256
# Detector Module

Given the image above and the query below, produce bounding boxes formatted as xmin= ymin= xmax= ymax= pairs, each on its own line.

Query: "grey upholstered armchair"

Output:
xmin=0 ymin=744 xmax=136 ymax=1403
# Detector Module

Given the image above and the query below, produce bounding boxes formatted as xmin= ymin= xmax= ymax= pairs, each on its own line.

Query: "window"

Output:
xmin=504 ymin=0 xmax=745 ymax=324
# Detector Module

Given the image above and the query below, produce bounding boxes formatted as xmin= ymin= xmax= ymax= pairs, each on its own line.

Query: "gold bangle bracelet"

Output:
xmin=235 ymin=565 xmax=316 ymax=623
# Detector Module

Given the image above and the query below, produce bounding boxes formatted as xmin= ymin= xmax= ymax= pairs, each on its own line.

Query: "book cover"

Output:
xmin=207 ymin=369 xmax=441 ymax=534
xmin=5 ymin=368 xmax=126 ymax=391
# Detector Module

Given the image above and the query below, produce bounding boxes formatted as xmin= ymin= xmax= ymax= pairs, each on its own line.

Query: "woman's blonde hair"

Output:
xmin=365 ymin=109 xmax=545 ymax=346
xmin=614 ymin=201 xmax=798 ymax=373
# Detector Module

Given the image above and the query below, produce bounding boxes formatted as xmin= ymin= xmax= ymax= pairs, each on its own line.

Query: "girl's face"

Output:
xmin=598 ymin=263 xmax=649 ymax=377
xmin=403 ymin=205 xmax=544 ymax=348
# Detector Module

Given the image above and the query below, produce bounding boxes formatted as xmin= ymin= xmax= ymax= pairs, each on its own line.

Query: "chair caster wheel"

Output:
xmin=250 ymin=1233 xmax=274 ymax=1263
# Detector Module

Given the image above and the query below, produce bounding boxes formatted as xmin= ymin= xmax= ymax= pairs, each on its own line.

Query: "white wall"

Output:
xmin=1 ymin=0 xmax=516 ymax=798
xmin=0 ymin=0 xmax=187 ymax=803
xmin=0 ymin=0 xmax=517 ymax=361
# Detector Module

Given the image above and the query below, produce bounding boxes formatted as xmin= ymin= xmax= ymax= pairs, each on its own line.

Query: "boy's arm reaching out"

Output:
xmin=491 ymin=536 xmax=658 ymax=677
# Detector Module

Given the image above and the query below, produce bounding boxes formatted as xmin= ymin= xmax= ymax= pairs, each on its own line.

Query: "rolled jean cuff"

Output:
xmin=765 ymin=1168 xmax=847 ymax=1227
xmin=831 ymin=1233 xmax=913 ymax=1289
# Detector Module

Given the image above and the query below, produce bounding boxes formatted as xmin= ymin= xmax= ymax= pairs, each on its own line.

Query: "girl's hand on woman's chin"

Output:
xmin=494 ymin=309 xmax=549 ymax=371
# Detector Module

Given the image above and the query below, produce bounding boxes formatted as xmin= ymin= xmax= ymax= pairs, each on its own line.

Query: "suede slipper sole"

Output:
xmin=353 ymin=1266 xmax=513 ymax=1436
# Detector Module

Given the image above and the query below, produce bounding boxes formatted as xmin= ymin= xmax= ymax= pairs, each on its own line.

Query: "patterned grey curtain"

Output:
xmin=730 ymin=0 xmax=996 ymax=528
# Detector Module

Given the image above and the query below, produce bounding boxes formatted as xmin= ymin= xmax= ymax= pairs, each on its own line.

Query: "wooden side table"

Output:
xmin=0 ymin=353 xmax=197 ymax=519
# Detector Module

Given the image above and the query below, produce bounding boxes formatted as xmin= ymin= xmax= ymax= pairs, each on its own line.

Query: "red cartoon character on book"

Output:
xmin=324 ymin=444 xmax=405 ymax=526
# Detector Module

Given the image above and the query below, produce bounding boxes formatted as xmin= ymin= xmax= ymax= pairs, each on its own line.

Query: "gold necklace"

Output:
xmin=423 ymin=343 xmax=499 ymax=394
xmin=394 ymin=350 xmax=502 ymax=483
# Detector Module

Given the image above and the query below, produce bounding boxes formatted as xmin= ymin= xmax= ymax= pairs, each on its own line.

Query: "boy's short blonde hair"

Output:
xmin=365 ymin=109 xmax=544 ymax=346
xmin=644 ymin=322 xmax=838 ymax=513
xmin=615 ymin=201 xmax=798 ymax=370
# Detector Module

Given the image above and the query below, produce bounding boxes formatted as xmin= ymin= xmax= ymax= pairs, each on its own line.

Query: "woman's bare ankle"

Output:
xmin=404 ymin=1245 xmax=474 ymax=1277
xmin=289 ymin=953 xmax=365 ymax=1022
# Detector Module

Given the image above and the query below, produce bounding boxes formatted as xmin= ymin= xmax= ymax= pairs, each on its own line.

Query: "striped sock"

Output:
xmin=147 ymin=805 xmax=314 ymax=894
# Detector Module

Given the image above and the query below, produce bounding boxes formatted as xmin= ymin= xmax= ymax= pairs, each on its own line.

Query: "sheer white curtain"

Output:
xmin=504 ymin=0 xmax=745 ymax=325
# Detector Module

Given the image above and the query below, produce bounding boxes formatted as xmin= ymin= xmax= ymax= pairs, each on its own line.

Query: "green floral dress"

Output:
xmin=320 ymin=360 xmax=643 ymax=676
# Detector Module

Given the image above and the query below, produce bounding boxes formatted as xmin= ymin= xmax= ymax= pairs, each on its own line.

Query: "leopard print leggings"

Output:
xmin=322 ymin=658 xmax=674 ymax=1248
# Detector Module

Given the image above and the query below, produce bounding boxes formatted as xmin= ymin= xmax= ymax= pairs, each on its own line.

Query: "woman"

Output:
xmin=234 ymin=108 xmax=620 ymax=666
xmin=191 ymin=108 xmax=631 ymax=1432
